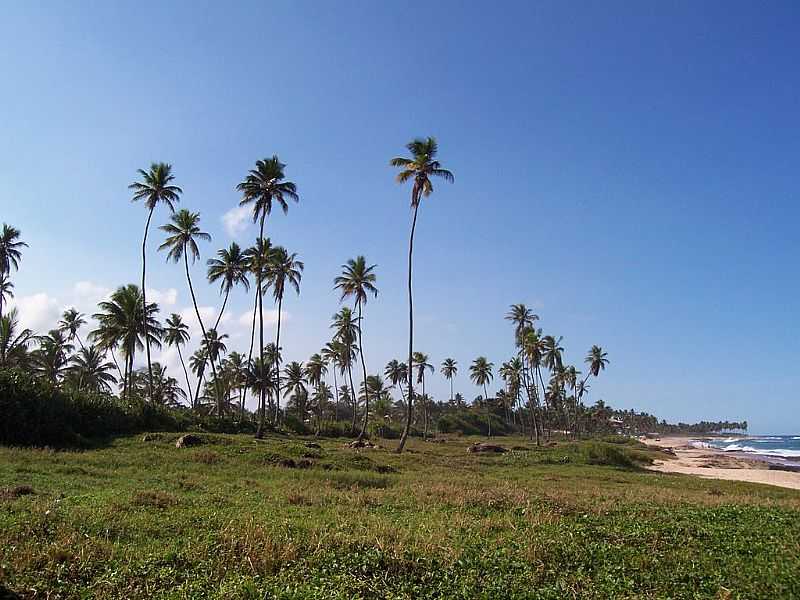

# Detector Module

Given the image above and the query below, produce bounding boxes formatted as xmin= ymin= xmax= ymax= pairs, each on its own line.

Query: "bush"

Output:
xmin=437 ymin=411 xmax=511 ymax=436
xmin=0 ymin=368 xmax=252 ymax=447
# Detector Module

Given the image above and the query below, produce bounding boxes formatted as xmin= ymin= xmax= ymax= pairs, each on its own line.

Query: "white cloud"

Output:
xmin=222 ymin=205 xmax=251 ymax=237
xmin=147 ymin=287 xmax=178 ymax=307
xmin=10 ymin=292 xmax=61 ymax=333
xmin=73 ymin=281 xmax=111 ymax=305
xmin=236 ymin=308 xmax=285 ymax=329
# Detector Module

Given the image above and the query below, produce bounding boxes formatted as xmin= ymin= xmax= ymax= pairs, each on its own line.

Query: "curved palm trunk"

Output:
xmin=273 ymin=295 xmax=283 ymax=425
xmin=397 ymin=202 xmax=420 ymax=453
xmin=184 ymin=250 xmax=220 ymax=410
xmin=176 ymin=344 xmax=192 ymax=408
xmin=141 ymin=206 xmax=155 ymax=402
xmin=356 ymin=301 xmax=370 ymax=440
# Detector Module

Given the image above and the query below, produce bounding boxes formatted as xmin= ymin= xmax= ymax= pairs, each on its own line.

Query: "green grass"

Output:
xmin=1 ymin=434 xmax=799 ymax=599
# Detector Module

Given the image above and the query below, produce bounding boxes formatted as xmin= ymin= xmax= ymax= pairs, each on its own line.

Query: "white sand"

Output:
xmin=642 ymin=436 xmax=800 ymax=491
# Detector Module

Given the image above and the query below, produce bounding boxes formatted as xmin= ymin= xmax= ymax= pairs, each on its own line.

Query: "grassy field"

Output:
xmin=1 ymin=434 xmax=799 ymax=599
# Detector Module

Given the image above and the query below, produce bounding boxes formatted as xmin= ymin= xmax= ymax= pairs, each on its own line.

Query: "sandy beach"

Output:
xmin=642 ymin=436 xmax=800 ymax=491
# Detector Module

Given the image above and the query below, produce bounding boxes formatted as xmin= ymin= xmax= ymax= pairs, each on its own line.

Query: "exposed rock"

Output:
xmin=304 ymin=442 xmax=322 ymax=449
xmin=467 ymin=442 xmax=508 ymax=454
xmin=175 ymin=434 xmax=203 ymax=449
xmin=346 ymin=439 xmax=379 ymax=449
xmin=141 ymin=433 xmax=160 ymax=442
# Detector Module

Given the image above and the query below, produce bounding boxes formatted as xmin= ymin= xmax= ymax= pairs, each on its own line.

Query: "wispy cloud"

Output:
xmin=221 ymin=205 xmax=251 ymax=238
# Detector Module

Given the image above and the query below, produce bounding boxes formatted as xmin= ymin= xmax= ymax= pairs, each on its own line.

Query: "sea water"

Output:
xmin=697 ymin=435 xmax=800 ymax=467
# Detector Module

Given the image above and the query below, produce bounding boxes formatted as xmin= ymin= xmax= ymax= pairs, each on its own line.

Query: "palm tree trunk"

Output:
xmin=256 ymin=214 xmax=266 ymax=439
xmin=397 ymin=202 xmax=419 ymax=453
xmin=347 ymin=363 xmax=357 ymax=436
xmin=356 ymin=301 xmax=370 ymax=440
xmin=332 ymin=368 xmax=339 ymax=421
xmin=176 ymin=344 xmax=192 ymax=408
xmin=449 ymin=378 xmax=454 ymax=403
xmin=484 ymin=383 xmax=491 ymax=437
xmin=274 ymin=295 xmax=283 ymax=425
xmin=241 ymin=286 xmax=258 ymax=412
xmin=141 ymin=206 xmax=155 ymax=402
xmin=193 ymin=364 xmax=205 ymax=409
xmin=184 ymin=250 xmax=220 ymax=410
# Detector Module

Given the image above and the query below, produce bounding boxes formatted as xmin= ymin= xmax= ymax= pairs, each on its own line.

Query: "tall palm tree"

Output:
xmin=306 ymin=354 xmax=327 ymax=426
xmin=158 ymin=209 xmax=220 ymax=408
xmin=69 ymin=346 xmax=117 ymax=393
xmin=440 ymin=358 xmax=458 ymax=403
xmin=331 ymin=308 xmax=360 ymax=435
xmin=267 ymin=246 xmax=304 ymax=423
xmin=391 ymin=137 xmax=453 ymax=452
xmin=129 ymin=164 xmax=182 ymax=400
xmin=59 ymin=308 xmax=87 ymax=352
xmin=237 ymin=156 xmax=298 ymax=435
xmin=469 ymin=356 xmax=495 ymax=437
xmin=164 ymin=313 xmax=193 ymax=407
xmin=334 ymin=256 xmax=378 ymax=439
xmin=0 ymin=308 xmax=32 ymax=368
xmin=0 ymin=223 xmax=27 ymax=277
xmin=91 ymin=285 xmax=162 ymax=401
xmin=0 ymin=273 xmax=13 ymax=322
xmin=506 ymin=304 xmax=541 ymax=443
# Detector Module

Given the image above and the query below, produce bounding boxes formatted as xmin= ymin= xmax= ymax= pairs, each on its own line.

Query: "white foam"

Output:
xmin=720 ymin=443 xmax=800 ymax=458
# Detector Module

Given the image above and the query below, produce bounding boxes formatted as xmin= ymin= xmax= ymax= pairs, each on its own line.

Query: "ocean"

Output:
xmin=693 ymin=435 xmax=800 ymax=467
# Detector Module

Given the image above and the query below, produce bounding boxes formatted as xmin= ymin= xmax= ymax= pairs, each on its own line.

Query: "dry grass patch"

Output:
xmin=131 ymin=489 xmax=179 ymax=509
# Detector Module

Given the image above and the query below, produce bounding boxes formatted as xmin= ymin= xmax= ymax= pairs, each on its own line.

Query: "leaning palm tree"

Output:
xmin=267 ymin=246 xmax=304 ymax=423
xmin=469 ymin=356 xmax=495 ymax=437
xmin=0 ymin=223 xmax=27 ymax=277
xmin=59 ymin=308 xmax=87 ymax=352
xmin=440 ymin=358 xmax=458 ymax=403
xmin=91 ymin=285 xmax=162 ymax=401
xmin=578 ymin=345 xmax=609 ymax=433
xmin=334 ymin=256 xmax=378 ymax=439
xmin=158 ymin=209 xmax=220 ymax=407
xmin=0 ymin=308 xmax=33 ymax=368
xmin=129 ymin=164 xmax=182 ymax=400
xmin=164 ymin=313 xmax=193 ymax=407
xmin=391 ymin=137 xmax=453 ymax=452
xmin=237 ymin=157 xmax=298 ymax=432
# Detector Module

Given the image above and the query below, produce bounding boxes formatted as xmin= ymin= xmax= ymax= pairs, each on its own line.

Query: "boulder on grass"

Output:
xmin=346 ymin=439 xmax=379 ymax=449
xmin=467 ymin=442 xmax=508 ymax=454
xmin=304 ymin=442 xmax=322 ymax=449
xmin=175 ymin=434 xmax=203 ymax=449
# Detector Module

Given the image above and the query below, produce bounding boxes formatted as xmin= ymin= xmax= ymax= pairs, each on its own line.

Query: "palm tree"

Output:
xmin=33 ymin=329 xmax=74 ymax=385
xmin=91 ymin=285 xmax=162 ymax=401
xmin=311 ymin=382 xmax=333 ymax=434
xmin=0 ymin=308 xmax=33 ymax=368
xmin=267 ymin=246 xmax=304 ymax=423
xmin=207 ymin=241 xmax=250 ymax=331
xmin=158 ymin=209 xmax=221 ymax=408
xmin=506 ymin=304 xmax=541 ymax=443
xmin=0 ymin=223 xmax=27 ymax=276
xmin=0 ymin=273 xmax=13 ymax=322
xmin=578 ymin=345 xmax=609 ymax=434
xmin=237 ymin=156 xmax=298 ymax=435
xmin=440 ymin=358 xmax=458 ymax=403
xmin=334 ymin=256 xmax=378 ymax=439
xmin=58 ymin=308 xmax=87 ymax=352
xmin=68 ymin=346 xmax=117 ymax=393
xmin=391 ymin=137 xmax=453 ymax=452
xmin=331 ymin=308 xmax=360 ymax=435
xmin=129 ymin=164 xmax=182 ymax=400
xmin=164 ymin=313 xmax=193 ymax=407
xmin=469 ymin=357 xmax=494 ymax=437
xmin=412 ymin=351 xmax=434 ymax=437
xmin=321 ymin=341 xmax=342 ymax=420
xmin=384 ymin=359 xmax=408 ymax=406
xmin=283 ymin=360 xmax=307 ymax=417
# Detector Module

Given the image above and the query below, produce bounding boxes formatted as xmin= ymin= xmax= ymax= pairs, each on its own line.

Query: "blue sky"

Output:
xmin=1 ymin=1 xmax=798 ymax=432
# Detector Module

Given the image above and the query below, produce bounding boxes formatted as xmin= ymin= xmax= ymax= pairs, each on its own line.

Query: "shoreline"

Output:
xmin=641 ymin=435 xmax=800 ymax=491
